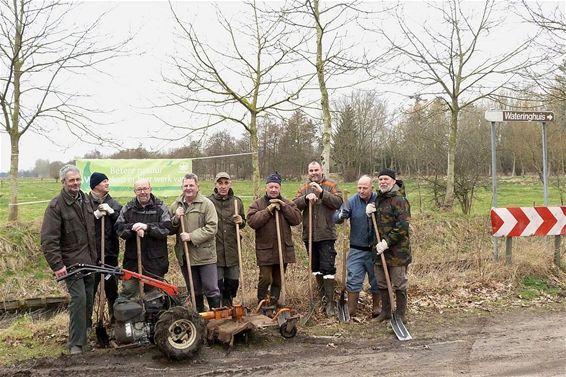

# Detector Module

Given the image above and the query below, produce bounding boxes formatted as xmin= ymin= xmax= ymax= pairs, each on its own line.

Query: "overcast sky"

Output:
xmin=0 ymin=0 xmax=561 ymax=172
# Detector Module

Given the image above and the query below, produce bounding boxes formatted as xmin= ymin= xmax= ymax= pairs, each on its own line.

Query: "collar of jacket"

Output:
xmin=133 ymin=193 xmax=157 ymax=208
xmin=89 ymin=191 xmax=108 ymax=204
xmin=61 ymin=189 xmax=85 ymax=205
xmin=263 ymin=194 xmax=283 ymax=202
xmin=212 ymin=187 xmax=234 ymax=200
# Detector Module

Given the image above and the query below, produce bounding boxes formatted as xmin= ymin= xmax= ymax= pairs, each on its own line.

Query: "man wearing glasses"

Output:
xmin=115 ymin=179 xmax=172 ymax=298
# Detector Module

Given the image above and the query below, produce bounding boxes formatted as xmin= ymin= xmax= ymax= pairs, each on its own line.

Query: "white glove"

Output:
xmin=366 ymin=203 xmax=376 ymax=216
xmin=94 ymin=209 xmax=106 ymax=219
xmin=375 ymin=239 xmax=388 ymax=255
xmin=338 ymin=208 xmax=349 ymax=220
xmin=132 ymin=222 xmax=148 ymax=231
xmin=99 ymin=203 xmax=114 ymax=215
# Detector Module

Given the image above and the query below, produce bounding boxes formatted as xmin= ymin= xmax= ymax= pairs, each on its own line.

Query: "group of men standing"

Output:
xmin=40 ymin=161 xmax=411 ymax=355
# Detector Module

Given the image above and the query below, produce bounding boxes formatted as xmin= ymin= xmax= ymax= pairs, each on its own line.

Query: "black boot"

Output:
xmin=224 ymin=279 xmax=239 ymax=306
xmin=323 ymin=278 xmax=336 ymax=316
xmin=315 ymin=274 xmax=325 ymax=302
xmin=195 ymin=294 xmax=205 ymax=313
xmin=395 ymin=290 xmax=408 ymax=323
xmin=207 ymin=295 xmax=221 ymax=310
xmin=374 ymin=290 xmax=391 ymax=322
xmin=218 ymin=279 xmax=225 ymax=306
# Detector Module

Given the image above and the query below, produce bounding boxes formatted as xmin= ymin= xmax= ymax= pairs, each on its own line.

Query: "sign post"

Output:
xmin=485 ymin=110 xmax=556 ymax=265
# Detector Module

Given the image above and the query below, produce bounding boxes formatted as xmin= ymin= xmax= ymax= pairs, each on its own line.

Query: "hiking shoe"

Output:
xmin=69 ymin=346 xmax=83 ymax=355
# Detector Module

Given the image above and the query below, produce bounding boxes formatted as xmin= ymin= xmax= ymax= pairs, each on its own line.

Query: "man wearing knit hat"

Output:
xmin=365 ymin=168 xmax=412 ymax=324
xmin=247 ymin=172 xmax=302 ymax=305
xmin=88 ymin=172 xmax=122 ymax=322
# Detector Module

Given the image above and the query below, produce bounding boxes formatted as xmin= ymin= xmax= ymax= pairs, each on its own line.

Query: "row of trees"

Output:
xmin=2 ymin=0 xmax=564 ymax=221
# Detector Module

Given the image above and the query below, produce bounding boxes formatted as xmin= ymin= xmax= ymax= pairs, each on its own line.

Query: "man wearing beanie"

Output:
xmin=365 ymin=168 xmax=412 ymax=324
xmin=88 ymin=172 xmax=122 ymax=323
xmin=247 ymin=172 xmax=301 ymax=305
xmin=293 ymin=161 xmax=343 ymax=316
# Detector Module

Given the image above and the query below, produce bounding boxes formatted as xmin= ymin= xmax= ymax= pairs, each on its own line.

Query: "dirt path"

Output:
xmin=2 ymin=304 xmax=565 ymax=377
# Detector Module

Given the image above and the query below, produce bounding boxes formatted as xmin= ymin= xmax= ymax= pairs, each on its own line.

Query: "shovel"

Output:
xmin=370 ymin=213 xmax=412 ymax=341
xmin=274 ymin=208 xmax=286 ymax=306
xmin=336 ymin=191 xmax=350 ymax=322
xmin=95 ymin=215 xmax=110 ymax=347
xmin=136 ymin=233 xmax=145 ymax=305
xmin=234 ymin=200 xmax=246 ymax=307
xmin=180 ymin=214 xmax=197 ymax=310
xmin=300 ymin=200 xmax=316 ymax=325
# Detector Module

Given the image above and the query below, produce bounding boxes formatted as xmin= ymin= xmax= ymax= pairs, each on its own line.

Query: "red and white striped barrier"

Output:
xmin=490 ymin=207 xmax=566 ymax=237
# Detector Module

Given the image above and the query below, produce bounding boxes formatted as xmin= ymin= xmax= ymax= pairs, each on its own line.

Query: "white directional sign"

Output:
xmin=485 ymin=110 xmax=554 ymax=122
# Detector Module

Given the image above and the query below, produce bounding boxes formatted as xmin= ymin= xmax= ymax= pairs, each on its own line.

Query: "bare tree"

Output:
xmin=164 ymin=1 xmax=313 ymax=196
xmin=519 ymin=1 xmax=566 ymax=102
xmin=374 ymin=0 xmax=542 ymax=210
xmin=0 ymin=0 xmax=129 ymax=221
xmin=281 ymin=0 xmax=383 ymax=174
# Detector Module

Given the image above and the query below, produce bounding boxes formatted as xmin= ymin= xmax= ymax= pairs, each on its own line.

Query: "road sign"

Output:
xmin=490 ymin=207 xmax=566 ymax=237
xmin=484 ymin=110 xmax=554 ymax=122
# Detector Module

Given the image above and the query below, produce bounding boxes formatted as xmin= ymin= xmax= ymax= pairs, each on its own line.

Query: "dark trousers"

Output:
xmin=181 ymin=262 xmax=221 ymax=298
xmin=257 ymin=264 xmax=287 ymax=302
xmin=66 ymin=274 xmax=95 ymax=349
xmin=304 ymin=239 xmax=337 ymax=276
xmin=93 ymin=256 xmax=119 ymax=315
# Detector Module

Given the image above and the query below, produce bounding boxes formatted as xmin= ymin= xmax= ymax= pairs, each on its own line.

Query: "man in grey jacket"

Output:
xmin=41 ymin=165 xmax=97 ymax=355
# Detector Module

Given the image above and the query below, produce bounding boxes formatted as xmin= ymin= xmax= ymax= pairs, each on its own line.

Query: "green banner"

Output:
xmin=76 ymin=159 xmax=192 ymax=197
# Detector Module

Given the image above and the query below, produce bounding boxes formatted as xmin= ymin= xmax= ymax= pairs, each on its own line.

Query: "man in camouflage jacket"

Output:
xmin=366 ymin=168 xmax=411 ymax=323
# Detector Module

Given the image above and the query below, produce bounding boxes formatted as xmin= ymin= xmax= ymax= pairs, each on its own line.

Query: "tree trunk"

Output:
xmin=314 ymin=0 xmax=332 ymax=173
xmin=8 ymin=131 xmax=20 ymax=222
xmin=249 ymin=113 xmax=260 ymax=198
xmin=443 ymin=108 xmax=458 ymax=210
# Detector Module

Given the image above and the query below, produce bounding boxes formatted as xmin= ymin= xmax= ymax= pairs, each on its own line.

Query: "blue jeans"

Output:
xmin=346 ymin=248 xmax=378 ymax=293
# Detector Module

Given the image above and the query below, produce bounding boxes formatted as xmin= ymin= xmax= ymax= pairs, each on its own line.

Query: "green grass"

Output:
xmin=519 ymin=275 xmax=561 ymax=300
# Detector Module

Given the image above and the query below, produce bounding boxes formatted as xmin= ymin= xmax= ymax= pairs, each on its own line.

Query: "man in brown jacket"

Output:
xmin=294 ymin=161 xmax=343 ymax=316
xmin=247 ymin=172 xmax=302 ymax=305
xmin=41 ymin=165 xmax=97 ymax=355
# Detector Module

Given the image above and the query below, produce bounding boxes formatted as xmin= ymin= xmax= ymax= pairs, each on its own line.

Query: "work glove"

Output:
xmin=338 ymin=208 xmax=349 ymax=220
xmin=94 ymin=209 xmax=106 ymax=219
xmin=269 ymin=198 xmax=285 ymax=207
xmin=233 ymin=214 xmax=243 ymax=225
xmin=375 ymin=239 xmax=388 ymax=255
xmin=267 ymin=202 xmax=281 ymax=214
xmin=365 ymin=203 xmax=376 ymax=216
xmin=132 ymin=222 xmax=148 ymax=231
xmin=99 ymin=203 xmax=114 ymax=214
xmin=180 ymin=232 xmax=191 ymax=242
xmin=305 ymin=192 xmax=318 ymax=202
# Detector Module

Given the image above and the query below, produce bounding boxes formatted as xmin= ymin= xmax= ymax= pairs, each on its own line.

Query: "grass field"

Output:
xmin=1 ymin=175 xmax=564 ymax=222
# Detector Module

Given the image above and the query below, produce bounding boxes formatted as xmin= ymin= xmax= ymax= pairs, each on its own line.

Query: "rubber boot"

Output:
xmin=225 ymin=279 xmax=239 ymax=307
xmin=207 ymin=295 xmax=221 ymax=310
xmin=315 ymin=274 xmax=325 ymax=302
xmin=195 ymin=294 xmax=205 ymax=313
xmin=374 ymin=290 xmax=391 ymax=322
xmin=323 ymin=278 xmax=336 ymax=316
xmin=395 ymin=290 xmax=407 ymax=323
xmin=371 ymin=292 xmax=381 ymax=318
xmin=218 ymin=279 xmax=226 ymax=306
xmin=347 ymin=292 xmax=359 ymax=317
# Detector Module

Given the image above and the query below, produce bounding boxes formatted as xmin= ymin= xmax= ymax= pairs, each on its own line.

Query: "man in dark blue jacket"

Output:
xmin=335 ymin=175 xmax=380 ymax=318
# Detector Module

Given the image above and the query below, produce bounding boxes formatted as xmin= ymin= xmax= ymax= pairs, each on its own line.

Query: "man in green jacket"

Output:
xmin=170 ymin=173 xmax=220 ymax=312
xmin=41 ymin=165 xmax=97 ymax=355
xmin=208 ymin=172 xmax=246 ymax=307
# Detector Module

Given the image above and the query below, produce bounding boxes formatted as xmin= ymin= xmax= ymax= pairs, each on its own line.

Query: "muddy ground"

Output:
xmin=2 ymin=303 xmax=565 ymax=377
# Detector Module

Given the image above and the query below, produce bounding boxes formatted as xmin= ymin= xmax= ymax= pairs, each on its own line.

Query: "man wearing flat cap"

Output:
xmin=208 ymin=172 xmax=246 ymax=306
xmin=88 ymin=172 xmax=122 ymax=322
xmin=247 ymin=172 xmax=302 ymax=305
xmin=365 ymin=168 xmax=411 ymax=324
